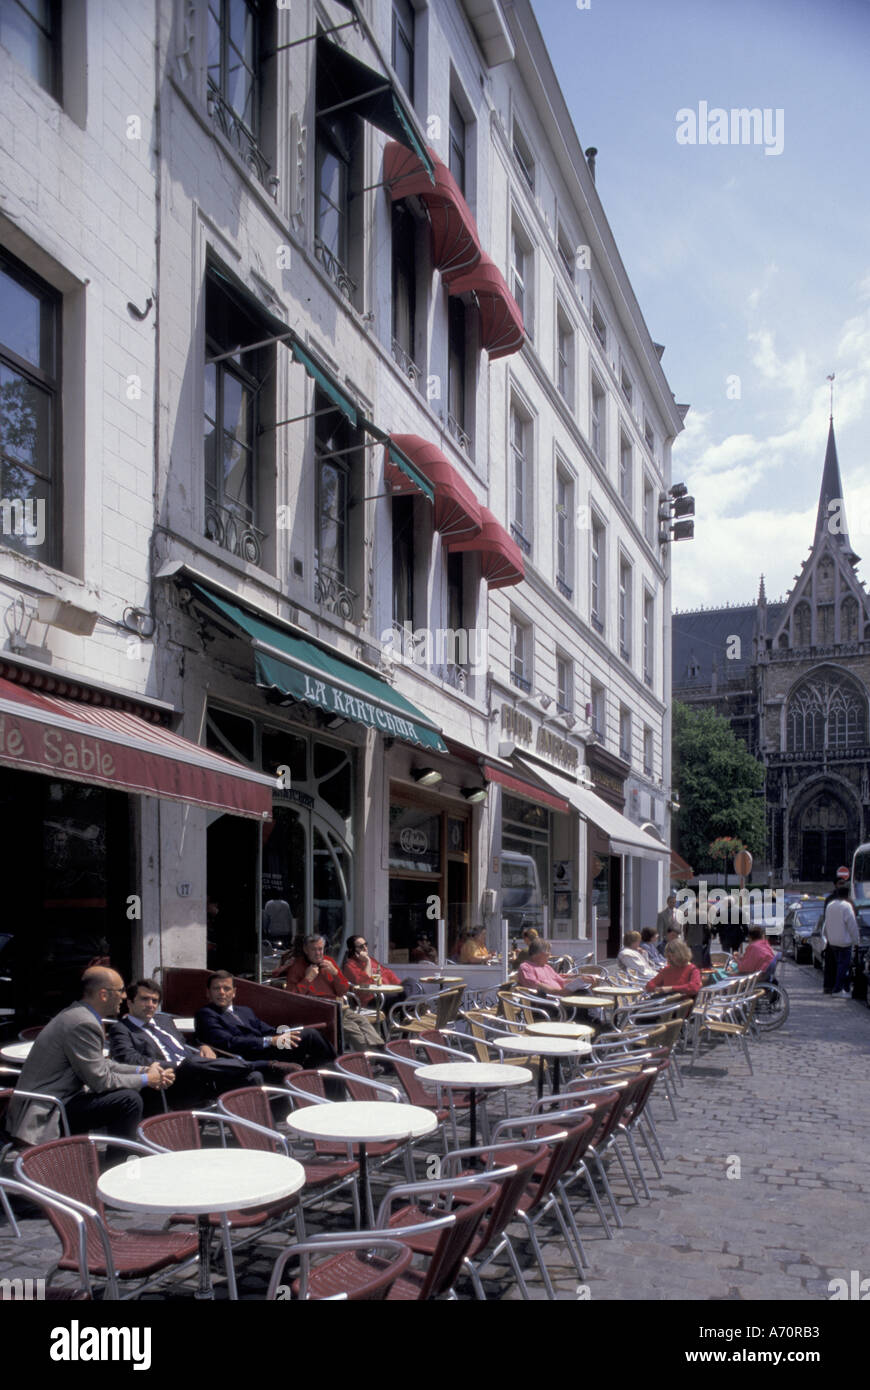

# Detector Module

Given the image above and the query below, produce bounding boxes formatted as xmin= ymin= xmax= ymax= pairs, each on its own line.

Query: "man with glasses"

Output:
xmin=7 ymin=967 xmax=173 ymax=1147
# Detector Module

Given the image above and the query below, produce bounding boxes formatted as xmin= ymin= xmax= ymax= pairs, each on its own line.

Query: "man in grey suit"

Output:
xmin=7 ymin=966 xmax=173 ymax=1147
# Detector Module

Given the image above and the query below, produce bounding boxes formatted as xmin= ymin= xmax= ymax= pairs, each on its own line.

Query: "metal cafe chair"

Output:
xmin=0 ymin=1176 xmax=93 ymax=1299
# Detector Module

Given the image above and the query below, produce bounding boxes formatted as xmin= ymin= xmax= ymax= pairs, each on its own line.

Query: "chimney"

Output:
xmin=585 ymin=146 xmax=598 ymax=182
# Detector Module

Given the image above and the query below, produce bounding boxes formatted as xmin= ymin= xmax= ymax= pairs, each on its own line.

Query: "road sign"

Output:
xmin=733 ymin=849 xmax=753 ymax=878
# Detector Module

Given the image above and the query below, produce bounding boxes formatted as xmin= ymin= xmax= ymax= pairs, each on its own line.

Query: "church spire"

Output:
xmin=814 ymin=416 xmax=858 ymax=562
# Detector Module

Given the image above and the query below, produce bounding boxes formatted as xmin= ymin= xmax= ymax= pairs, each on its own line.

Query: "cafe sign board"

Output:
xmin=500 ymin=705 xmax=578 ymax=772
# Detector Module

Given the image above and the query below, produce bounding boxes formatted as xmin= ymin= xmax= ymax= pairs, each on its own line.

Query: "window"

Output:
xmin=620 ymin=364 xmax=633 ymax=406
xmin=512 ymin=122 xmax=535 ymax=192
xmin=315 ymin=107 xmax=356 ymax=297
xmin=592 ymin=301 xmax=607 ymax=351
xmin=794 ymin=602 xmax=811 ymax=647
xmin=511 ymin=221 xmax=533 ymax=339
xmin=392 ymin=495 xmax=414 ymax=629
xmin=204 ymin=268 xmax=272 ymax=565
xmin=643 ymin=590 xmax=654 ymax=685
xmin=590 ymin=513 xmax=604 ymax=633
xmin=556 ymin=654 xmax=573 ymax=714
xmin=391 ymin=0 xmax=414 ymax=104
xmin=0 ymin=0 xmax=59 ymax=98
xmin=315 ymin=388 xmax=361 ymax=620
xmin=787 ymin=673 xmax=865 ymax=751
xmin=619 ymin=433 xmax=632 ymax=508
xmin=619 ymin=707 xmax=631 ymax=763
xmin=510 ymin=616 xmax=532 ymax=692
xmin=509 ymin=401 xmax=531 ymax=554
xmin=391 ymin=203 xmax=418 ymax=385
xmin=643 ymin=726 xmax=654 ymax=777
xmin=556 ymin=306 xmax=574 ymax=408
xmin=0 ymin=249 xmax=59 ymax=565
xmin=555 ymin=469 xmax=573 ymax=599
xmin=590 ymin=680 xmax=605 ymax=737
xmin=447 ymin=298 xmax=469 ymax=450
xmin=619 ymin=558 xmax=632 ymax=661
xmin=449 ymin=95 xmax=466 ymax=193
xmin=557 ymin=225 xmax=575 ymax=281
xmin=207 ymin=0 xmax=272 ymax=181
xmin=591 ymin=375 xmax=605 ymax=459
xmin=643 ymin=477 xmax=655 ymax=544
xmin=644 ymin=417 xmax=656 ymax=457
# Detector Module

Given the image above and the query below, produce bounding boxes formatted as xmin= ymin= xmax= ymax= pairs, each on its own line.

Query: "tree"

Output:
xmin=672 ymin=702 xmax=765 ymax=873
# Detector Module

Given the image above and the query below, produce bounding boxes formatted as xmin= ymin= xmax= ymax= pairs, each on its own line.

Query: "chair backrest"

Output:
xmin=0 ymin=1176 xmax=92 ymax=1297
xmin=385 ymin=1041 xmax=437 ymax=1107
xmin=334 ymin=1051 xmax=377 ymax=1100
xmin=16 ymin=1136 xmax=111 ymax=1272
xmin=17 ymin=1026 xmax=44 ymax=1041
xmin=218 ymin=1087 xmax=282 ymax=1152
xmin=138 ymin=1111 xmax=202 ymax=1152
xmin=269 ymin=1237 xmax=415 ymax=1301
xmin=461 ymin=1011 xmax=498 ymax=1064
xmin=433 ymin=986 xmax=465 ymax=1030
xmin=387 ymin=1182 xmax=497 ymax=1299
xmin=565 ymin=1080 xmax=631 ymax=1149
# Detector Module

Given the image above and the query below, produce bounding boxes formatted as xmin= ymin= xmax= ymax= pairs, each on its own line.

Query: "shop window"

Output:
xmin=203 ymin=267 xmax=275 ymax=568
xmin=1 ymin=0 xmax=60 ymax=99
xmin=261 ymin=725 xmax=308 ymax=785
xmin=389 ymin=803 xmax=442 ymax=873
xmin=501 ymin=793 xmax=549 ymax=936
xmin=206 ymin=0 xmax=273 ymax=184
xmin=0 ymin=249 xmax=60 ymax=566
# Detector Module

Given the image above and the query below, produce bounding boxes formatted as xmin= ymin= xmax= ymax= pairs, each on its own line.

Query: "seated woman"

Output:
xmin=638 ymin=926 xmax=666 ymax=969
xmin=342 ymin=935 xmax=406 ymax=1006
xmin=458 ymin=926 xmax=494 ymax=964
xmin=617 ymin=931 xmax=658 ymax=980
xmin=409 ymin=934 xmax=437 ymax=964
xmin=644 ymin=938 xmax=702 ymax=999
xmin=510 ymin=927 xmax=542 ymax=970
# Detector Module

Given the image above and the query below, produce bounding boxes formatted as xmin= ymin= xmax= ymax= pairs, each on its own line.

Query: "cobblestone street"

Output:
xmin=2 ymin=958 xmax=868 ymax=1304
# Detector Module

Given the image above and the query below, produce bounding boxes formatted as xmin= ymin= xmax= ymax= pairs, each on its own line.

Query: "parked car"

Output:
xmin=748 ymin=900 xmax=784 ymax=942
xmin=782 ymin=898 xmax=825 ymax=962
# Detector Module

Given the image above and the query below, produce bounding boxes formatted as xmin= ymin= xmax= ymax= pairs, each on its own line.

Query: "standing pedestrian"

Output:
xmin=821 ymin=874 xmax=858 ymax=998
xmin=656 ymin=894 xmax=681 ymax=945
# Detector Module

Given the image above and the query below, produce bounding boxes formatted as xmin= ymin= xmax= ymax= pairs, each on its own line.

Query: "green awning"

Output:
xmin=192 ymin=584 xmax=447 ymax=754
xmin=316 ymin=37 xmax=434 ymax=183
xmin=290 ymin=339 xmax=357 ymax=426
xmin=385 ymin=439 xmax=436 ymax=503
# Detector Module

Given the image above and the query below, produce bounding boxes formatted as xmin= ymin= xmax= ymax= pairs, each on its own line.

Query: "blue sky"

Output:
xmin=530 ymin=0 xmax=870 ymax=611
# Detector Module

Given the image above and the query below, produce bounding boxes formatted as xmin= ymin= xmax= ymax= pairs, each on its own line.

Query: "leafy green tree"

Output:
xmin=672 ymin=703 xmax=765 ymax=872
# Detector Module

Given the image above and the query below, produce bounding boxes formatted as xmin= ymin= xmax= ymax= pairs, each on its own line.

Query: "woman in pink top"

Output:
xmin=645 ymin=939 xmax=702 ymax=999
xmin=517 ymin=940 xmax=597 ymax=995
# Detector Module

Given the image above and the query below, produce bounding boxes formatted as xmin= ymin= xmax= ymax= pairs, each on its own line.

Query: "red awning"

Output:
xmin=448 ymin=253 xmax=525 ymax=359
xmin=670 ymin=849 xmax=694 ymax=880
xmin=384 ymin=142 xmax=481 ymax=284
xmin=448 ymin=505 xmax=524 ymax=589
xmin=0 ymin=677 xmax=273 ymax=820
xmin=483 ymin=762 xmax=570 ymax=815
xmin=388 ymin=434 xmax=482 ymax=542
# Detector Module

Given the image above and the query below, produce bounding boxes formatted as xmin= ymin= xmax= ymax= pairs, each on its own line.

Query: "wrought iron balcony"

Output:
xmin=314 ymin=563 xmax=357 ymax=622
xmin=447 ymin=413 xmax=471 ymax=453
xmin=511 ymin=669 xmax=531 ymax=693
xmin=391 ymin=338 xmax=421 ymax=389
xmin=204 ymin=499 xmax=265 ymax=566
xmin=314 ymin=238 xmax=357 ymax=300
xmin=207 ymin=83 xmax=271 ymax=187
xmin=439 ymin=662 xmax=468 ymax=693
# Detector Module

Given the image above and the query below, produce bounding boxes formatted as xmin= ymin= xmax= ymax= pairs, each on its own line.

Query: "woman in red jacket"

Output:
xmin=645 ymin=938 xmax=702 ymax=999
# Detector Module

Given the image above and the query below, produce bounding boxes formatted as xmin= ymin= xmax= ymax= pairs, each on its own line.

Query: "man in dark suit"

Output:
xmin=7 ymin=967 xmax=172 ymax=1147
xmin=194 ymin=971 xmax=335 ymax=1081
xmin=107 ymin=979 xmax=265 ymax=1114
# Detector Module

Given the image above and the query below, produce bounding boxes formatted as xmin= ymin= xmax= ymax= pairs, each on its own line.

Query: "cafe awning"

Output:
xmin=0 ymin=677 xmax=275 ymax=820
xmin=191 ymin=584 xmax=447 ymax=754
xmin=670 ymin=848 xmax=694 ymax=880
xmin=517 ymin=757 xmax=671 ymax=860
xmin=482 ymin=759 xmax=571 ymax=816
xmin=448 ymin=253 xmax=525 ymax=359
xmin=317 ymin=37 xmax=434 ymax=181
xmin=384 ymin=142 xmax=481 ymax=283
xmin=448 ymin=505 xmax=524 ymax=589
xmin=383 ymin=436 xmax=436 ymax=504
xmin=389 ymin=435 xmax=482 ymax=541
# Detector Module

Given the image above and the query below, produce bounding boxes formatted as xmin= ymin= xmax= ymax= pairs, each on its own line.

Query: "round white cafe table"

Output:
xmin=496 ymin=1033 xmax=592 ymax=1097
xmin=592 ymin=984 xmax=644 ymax=997
xmin=97 ymin=1149 xmax=305 ymax=1300
xmin=419 ymin=976 xmax=464 ymax=985
xmin=415 ymin=1061 xmax=532 ymax=1148
xmin=286 ymin=1101 xmax=437 ymax=1226
xmin=0 ymin=1041 xmax=32 ymax=1065
xmin=525 ymin=1021 xmax=595 ymax=1039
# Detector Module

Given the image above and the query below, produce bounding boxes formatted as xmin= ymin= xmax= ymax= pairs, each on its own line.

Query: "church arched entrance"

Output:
xmin=793 ymin=790 xmax=856 ymax=881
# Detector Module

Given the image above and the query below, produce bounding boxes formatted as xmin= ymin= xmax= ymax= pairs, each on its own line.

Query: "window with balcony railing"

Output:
xmin=207 ymin=0 xmax=271 ymax=186
xmin=511 ymin=616 xmax=532 ymax=692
